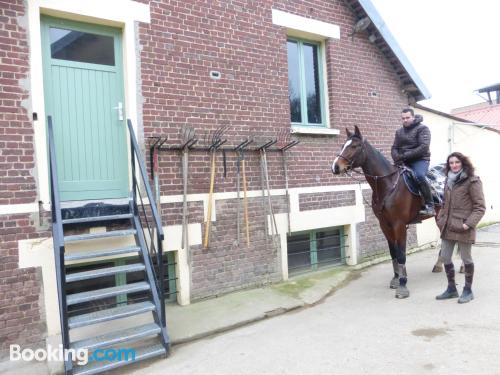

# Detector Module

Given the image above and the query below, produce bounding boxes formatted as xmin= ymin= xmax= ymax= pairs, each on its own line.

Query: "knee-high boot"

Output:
xmin=436 ymin=263 xmax=459 ymax=300
xmin=458 ymin=263 xmax=474 ymax=304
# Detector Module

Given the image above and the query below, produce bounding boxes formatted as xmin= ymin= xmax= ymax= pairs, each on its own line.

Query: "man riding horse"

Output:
xmin=391 ymin=108 xmax=435 ymax=216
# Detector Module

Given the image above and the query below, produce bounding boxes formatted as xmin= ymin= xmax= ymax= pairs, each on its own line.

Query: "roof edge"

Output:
xmin=414 ymin=104 xmax=474 ymax=123
xmin=358 ymin=0 xmax=431 ymax=100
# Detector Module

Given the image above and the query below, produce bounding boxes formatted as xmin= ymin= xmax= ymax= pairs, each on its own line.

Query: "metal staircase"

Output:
xmin=47 ymin=116 xmax=170 ymax=375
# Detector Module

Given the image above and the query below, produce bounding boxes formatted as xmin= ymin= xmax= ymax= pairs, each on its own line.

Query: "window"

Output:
xmin=287 ymin=38 xmax=325 ymax=126
xmin=287 ymin=228 xmax=345 ymax=274
xmin=49 ymin=27 xmax=115 ymax=66
xmin=126 ymin=252 xmax=177 ymax=304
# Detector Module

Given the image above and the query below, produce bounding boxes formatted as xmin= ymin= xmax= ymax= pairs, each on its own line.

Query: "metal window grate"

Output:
xmin=287 ymin=230 xmax=347 ymax=274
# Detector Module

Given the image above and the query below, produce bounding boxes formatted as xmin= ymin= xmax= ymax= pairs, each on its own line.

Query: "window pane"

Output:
xmin=50 ymin=27 xmax=115 ymax=66
xmin=316 ymin=229 xmax=342 ymax=265
xmin=287 ymin=233 xmax=311 ymax=271
xmin=287 ymin=41 xmax=302 ymax=123
xmin=303 ymin=43 xmax=322 ymax=124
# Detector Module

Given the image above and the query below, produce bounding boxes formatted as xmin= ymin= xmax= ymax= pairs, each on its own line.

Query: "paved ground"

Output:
xmin=130 ymin=225 xmax=500 ymax=375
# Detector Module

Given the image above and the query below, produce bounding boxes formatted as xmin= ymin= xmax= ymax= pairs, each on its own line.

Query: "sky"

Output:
xmin=370 ymin=0 xmax=500 ymax=112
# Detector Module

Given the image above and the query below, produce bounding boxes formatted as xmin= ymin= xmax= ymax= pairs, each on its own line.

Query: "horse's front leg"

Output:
xmin=378 ymin=220 xmax=399 ymax=289
xmin=393 ymin=222 xmax=409 ymax=299
xmin=387 ymin=241 xmax=400 ymax=289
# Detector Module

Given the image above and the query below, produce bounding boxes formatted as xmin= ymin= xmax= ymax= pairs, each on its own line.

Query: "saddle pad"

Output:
xmin=402 ymin=164 xmax=445 ymax=205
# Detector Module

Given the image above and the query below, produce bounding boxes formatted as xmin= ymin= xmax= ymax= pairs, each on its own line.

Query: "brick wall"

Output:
xmin=0 ymin=1 xmax=47 ymax=356
xmin=0 ymin=214 xmax=48 ymax=358
xmin=190 ymin=195 xmax=287 ymax=299
xmin=0 ymin=0 xmax=418 ymax=350
xmin=139 ymin=0 xmax=409 ymax=300
xmin=0 ymin=0 xmax=36 ymax=205
xmin=299 ymin=190 xmax=356 ymax=211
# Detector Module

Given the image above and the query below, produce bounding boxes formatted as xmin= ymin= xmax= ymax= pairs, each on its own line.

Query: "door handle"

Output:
xmin=113 ymin=102 xmax=124 ymax=121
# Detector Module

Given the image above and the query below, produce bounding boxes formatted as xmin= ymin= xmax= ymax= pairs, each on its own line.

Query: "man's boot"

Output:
xmin=417 ymin=178 xmax=436 ymax=216
xmin=458 ymin=263 xmax=474 ymax=304
xmin=436 ymin=263 xmax=459 ymax=300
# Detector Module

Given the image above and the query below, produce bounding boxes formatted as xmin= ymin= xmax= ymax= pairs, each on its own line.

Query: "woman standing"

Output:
xmin=436 ymin=152 xmax=485 ymax=303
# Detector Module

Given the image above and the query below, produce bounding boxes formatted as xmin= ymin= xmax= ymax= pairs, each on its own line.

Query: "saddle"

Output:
xmin=401 ymin=165 xmax=444 ymax=205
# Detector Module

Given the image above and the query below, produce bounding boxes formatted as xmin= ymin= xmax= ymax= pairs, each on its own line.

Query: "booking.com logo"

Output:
xmin=10 ymin=344 xmax=136 ymax=365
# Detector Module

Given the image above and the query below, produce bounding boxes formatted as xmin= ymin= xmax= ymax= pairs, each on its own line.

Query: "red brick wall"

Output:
xmin=0 ymin=214 xmax=47 ymax=358
xmin=299 ymin=190 xmax=356 ymax=211
xmin=190 ymin=195 xmax=287 ymax=299
xmin=0 ymin=0 xmax=416 ymax=349
xmin=138 ymin=0 xmax=408 ymax=196
xmin=139 ymin=0 xmax=409 ymax=299
xmin=0 ymin=1 xmax=47 ymax=356
xmin=0 ymin=0 xmax=36 ymax=205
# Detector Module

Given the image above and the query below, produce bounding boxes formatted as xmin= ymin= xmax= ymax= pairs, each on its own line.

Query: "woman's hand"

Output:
xmin=462 ymin=223 xmax=470 ymax=230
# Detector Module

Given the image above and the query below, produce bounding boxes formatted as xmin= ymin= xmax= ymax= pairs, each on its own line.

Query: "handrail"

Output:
xmin=127 ymin=119 xmax=164 ymax=240
xmin=127 ymin=119 xmax=166 ymax=328
xmin=47 ymin=116 xmax=72 ymax=374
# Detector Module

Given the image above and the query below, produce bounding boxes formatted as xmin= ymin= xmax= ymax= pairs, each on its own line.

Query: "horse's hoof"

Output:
xmin=432 ymin=265 xmax=443 ymax=273
xmin=389 ymin=277 xmax=399 ymax=289
xmin=395 ymin=286 xmax=410 ymax=299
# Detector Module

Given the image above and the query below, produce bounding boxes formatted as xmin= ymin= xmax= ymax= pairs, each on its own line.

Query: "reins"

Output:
xmin=337 ymin=138 xmax=403 ymax=212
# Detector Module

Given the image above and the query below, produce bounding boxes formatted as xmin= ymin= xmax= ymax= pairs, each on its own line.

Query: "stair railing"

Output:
xmin=127 ymin=119 xmax=166 ymax=330
xmin=47 ymin=116 xmax=72 ymax=375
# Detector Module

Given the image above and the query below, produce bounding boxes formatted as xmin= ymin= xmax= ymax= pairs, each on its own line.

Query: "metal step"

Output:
xmin=73 ymin=343 xmax=166 ymax=375
xmin=64 ymin=229 xmax=137 ymax=243
xmin=67 ymin=282 xmax=150 ymax=306
xmin=66 ymin=263 xmax=145 ymax=283
xmin=68 ymin=301 xmax=156 ymax=329
xmin=62 ymin=213 xmax=133 ymax=225
xmin=70 ymin=323 xmax=161 ymax=351
xmin=65 ymin=246 xmax=141 ymax=262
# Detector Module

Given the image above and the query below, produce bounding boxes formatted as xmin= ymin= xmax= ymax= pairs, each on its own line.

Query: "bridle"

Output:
xmin=336 ymin=137 xmax=401 ymax=211
xmin=335 ymin=137 xmax=367 ymax=173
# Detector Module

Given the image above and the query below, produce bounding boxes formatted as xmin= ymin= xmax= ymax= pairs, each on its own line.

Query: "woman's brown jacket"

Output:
xmin=436 ymin=174 xmax=486 ymax=244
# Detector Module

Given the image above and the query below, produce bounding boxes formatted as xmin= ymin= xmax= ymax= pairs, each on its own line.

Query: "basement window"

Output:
xmin=287 ymin=227 xmax=345 ymax=274
xmin=65 ymin=252 xmax=177 ymax=318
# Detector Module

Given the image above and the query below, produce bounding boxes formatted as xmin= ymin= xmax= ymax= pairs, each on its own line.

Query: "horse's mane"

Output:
xmin=348 ymin=136 xmax=395 ymax=174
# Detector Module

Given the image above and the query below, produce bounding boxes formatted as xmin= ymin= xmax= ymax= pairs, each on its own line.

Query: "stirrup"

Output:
xmin=419 ymin=205 xmax=435 ymax=216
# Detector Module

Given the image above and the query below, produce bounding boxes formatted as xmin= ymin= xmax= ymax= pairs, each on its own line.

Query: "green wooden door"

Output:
xmin=41 ymin=16 xmax=128 ymax=201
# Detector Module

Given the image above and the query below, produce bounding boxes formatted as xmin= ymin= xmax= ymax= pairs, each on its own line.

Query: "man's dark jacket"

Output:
xmin=391 ymin=114 xmax=431 ymax=163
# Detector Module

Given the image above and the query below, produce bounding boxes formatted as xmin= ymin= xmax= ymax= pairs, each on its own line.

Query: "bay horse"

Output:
xmin=332 ymin=126 xmax=439 ymax=299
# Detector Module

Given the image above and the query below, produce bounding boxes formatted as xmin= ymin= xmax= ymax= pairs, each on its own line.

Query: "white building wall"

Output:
xmin=414 ymin=107 xmax=500 ymax=247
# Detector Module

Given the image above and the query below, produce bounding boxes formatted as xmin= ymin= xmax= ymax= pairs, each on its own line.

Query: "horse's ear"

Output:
xmin=345 ymin=128 xmax=353 ymax=137
xmin=354 ymin=125 xmax=362 ymax=138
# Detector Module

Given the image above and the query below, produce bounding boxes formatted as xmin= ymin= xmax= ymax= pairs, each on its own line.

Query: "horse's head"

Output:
xmin=332 ymin=126 xmax=366 ymax=174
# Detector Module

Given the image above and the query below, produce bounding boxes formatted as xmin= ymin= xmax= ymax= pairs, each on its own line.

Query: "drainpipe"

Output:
xmin=449 ymin=122 xmax=454 ymax=154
